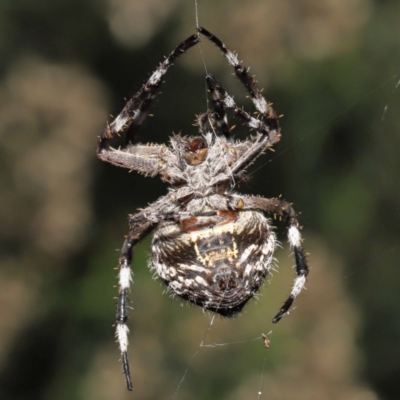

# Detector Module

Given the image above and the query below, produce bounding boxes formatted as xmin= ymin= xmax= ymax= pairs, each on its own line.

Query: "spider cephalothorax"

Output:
xmin=98 ymin=27 xmax=309 ymax=391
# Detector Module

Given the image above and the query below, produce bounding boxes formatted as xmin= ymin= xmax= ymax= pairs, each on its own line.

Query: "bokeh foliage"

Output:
xmin=0 ymin=0 xmax=400 ymax=399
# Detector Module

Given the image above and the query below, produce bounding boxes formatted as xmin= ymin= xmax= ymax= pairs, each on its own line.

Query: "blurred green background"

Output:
xmin=1 ymin=0 xmax=400 ymax=399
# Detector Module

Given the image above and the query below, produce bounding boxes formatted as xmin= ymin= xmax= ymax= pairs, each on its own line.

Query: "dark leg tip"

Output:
xmin=272 ymin=297 xmax=294 ymax=324
xmin=272 ymin=312 xmax=283 ymax=324
xmin=121 ymin=352 xmax=133 ymax=391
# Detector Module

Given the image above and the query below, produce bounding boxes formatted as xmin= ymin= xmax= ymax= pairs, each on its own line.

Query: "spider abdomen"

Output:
xmin=151 ymin=211 xmax=277 ymax=316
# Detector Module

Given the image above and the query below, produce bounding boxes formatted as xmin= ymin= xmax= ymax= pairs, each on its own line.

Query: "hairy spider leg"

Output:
xmin=199 ymin=27 xmax=281 ymax=176
xmin=204 ymin=75 xmax=279 ymax=139
xmin=98 ymin=32 xmax=200 ymax=152
xmin=198 ymin=27 xmax=272 ymax=119
xmin=205 ymin=74 xmax=280 ymax=177
xmin=98 ymin=143 xmax=163 ymax=175
xmin=115 ymin=195 xmax=177 ymax=391
xmin=206 ymin=80 xmax=231 ymax=140
xmin=133 ymin=210 xmax=219 ymax=223
xmin=228 ymin=195 xmax=309 ymax=322
xmin=195 ymin=111 xmax=214 ymax=135
xmin=195 ymin=109 xmax=230 ymax=144
xmin=116 ymin=220 xmax=154 ymax=391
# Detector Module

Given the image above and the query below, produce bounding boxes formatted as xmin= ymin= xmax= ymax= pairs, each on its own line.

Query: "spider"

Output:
xmin=98 ymin=27 xmax=309 ymax=391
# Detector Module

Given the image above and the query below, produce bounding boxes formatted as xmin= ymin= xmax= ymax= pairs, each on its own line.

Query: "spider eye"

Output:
xmin=184 ymin=138 xmax=208 ymax=165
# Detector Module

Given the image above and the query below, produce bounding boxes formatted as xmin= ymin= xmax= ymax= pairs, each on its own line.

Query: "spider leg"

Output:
xmin=199 ymin=28 xmax=281 ymax=174
xmin=115 ymin=195 xmax=173 ymax=390
xmin=98 ymin=32 xmax=200 ymax=153
xmin=228 ymin=195 xmax=309 ymax=323
xmin=205 ymin=75 xmax=279 ymax=137
xmin=206 ymin=74 xmax=280 ymax=175
xmin=206 ymin=80 xmax=231 ymax=140
xmin=195 ymin=111 xmax=214 ymax=135
xmin=98 ymin=144 xmax=164 ymax=174
xmin=134 ymin=210 xmax=220 ymax=226
xmin=198 ymin=27 xmax=272 ymax=118
xmin=116 ymin=219 xmax=154 ymax=391
xmin=195 ymin=108 xmax=230 ymax=140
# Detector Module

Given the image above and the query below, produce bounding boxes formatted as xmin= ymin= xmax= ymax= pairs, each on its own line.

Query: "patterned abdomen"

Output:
xmin=151 ymin=211 xmax=276 ymax=316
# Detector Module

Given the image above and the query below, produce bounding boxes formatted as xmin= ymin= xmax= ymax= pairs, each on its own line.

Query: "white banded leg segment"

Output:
xmin=116 ymin=272 xmax=133 ymax=390
xmin=205 ymin=74 xmax=275 ymax=137
xmin=288 ymin=225 xmax=302 ymax=248
xmin=116 ymin=239 xmax=135 ymax=391
xmin=117 ymin=323 xmax=130 ymax=353
xmin=273 ymin=223 xmax=309 ymax=323
xmin=98 ymin=33 xmax=200 ymax=152
xmin=119 ymin=263 xmax=132 ymax=290
xmin=227 ymin=195 xmax=310 ymax=324
xmin=115 ymin=222 xmax=153 ymax=391
xmin=291 ymin=275 xmax=307 ymax=299
xmin=116 ymin=286 xmax=133 ymax=390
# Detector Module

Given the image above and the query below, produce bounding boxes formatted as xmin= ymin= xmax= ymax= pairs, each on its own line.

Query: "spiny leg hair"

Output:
xmin=98 ymin=32 xmax=200 ymax=153
xmin=228 ymin=195 xmax=309 ymax=322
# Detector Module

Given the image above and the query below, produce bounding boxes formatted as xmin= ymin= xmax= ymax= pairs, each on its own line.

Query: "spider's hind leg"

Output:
xmin=229 ymin=195 xmax=309 ymax=322
xmin=272 ymin=215 xmax=309 ymax=323
xmin=115 ymin=219 xmax=154 ymax=391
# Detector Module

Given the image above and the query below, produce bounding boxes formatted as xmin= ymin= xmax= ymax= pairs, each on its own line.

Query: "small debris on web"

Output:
xmin=261 ymin=333 xmax=270 ymax=349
